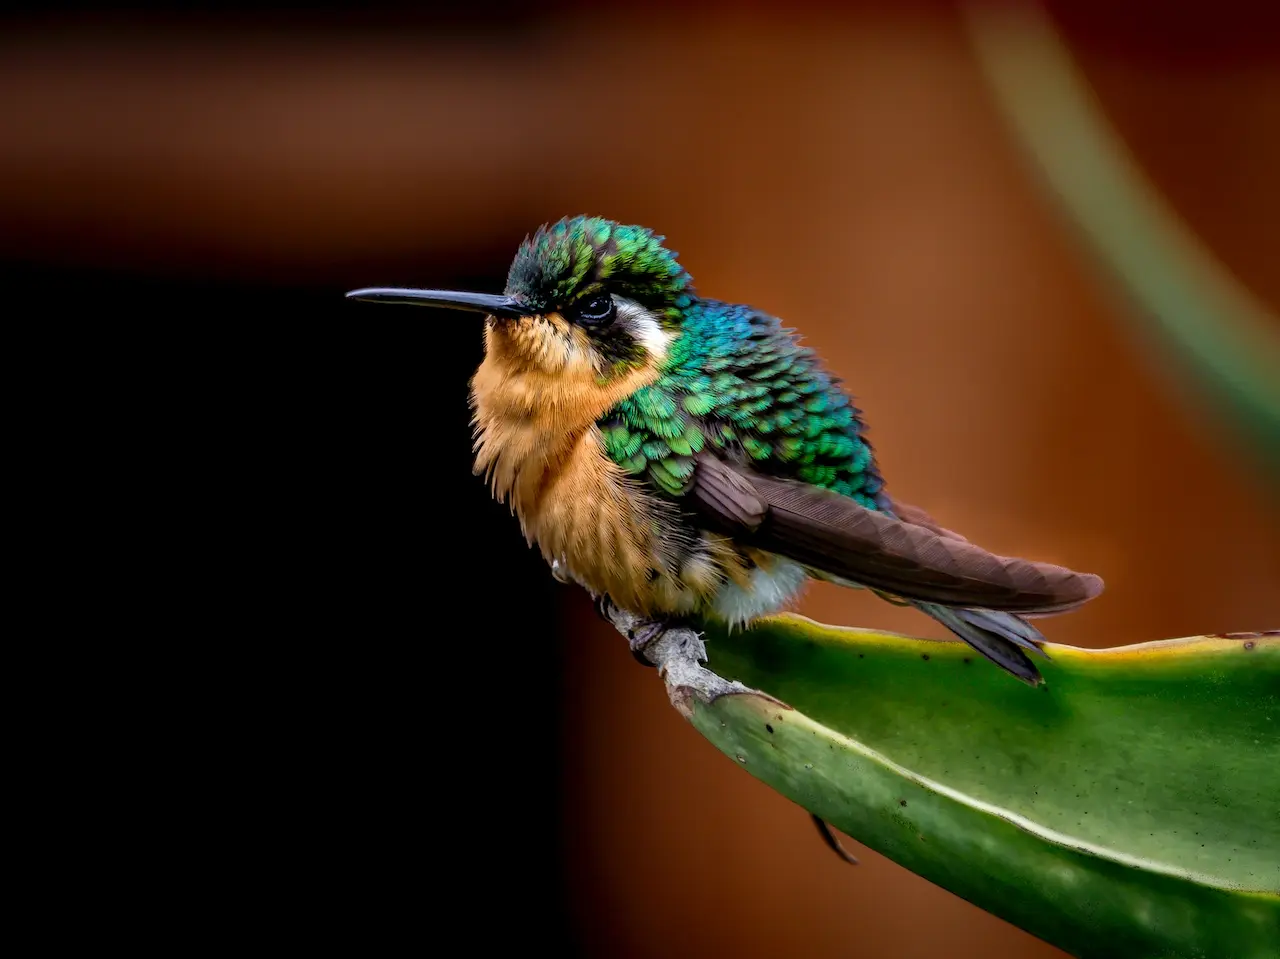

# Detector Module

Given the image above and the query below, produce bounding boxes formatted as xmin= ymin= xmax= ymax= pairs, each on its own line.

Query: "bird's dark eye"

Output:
xmin=566 ymin=294 xmax=616 ymax=326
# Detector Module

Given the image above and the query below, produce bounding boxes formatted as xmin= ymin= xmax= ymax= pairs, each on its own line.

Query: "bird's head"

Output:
xmin=347 ymin=215 xmax=695 ymax=380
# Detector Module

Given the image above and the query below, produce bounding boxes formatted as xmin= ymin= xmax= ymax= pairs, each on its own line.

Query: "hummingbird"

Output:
xmin=347 ymin=215 xmax=1103 ymax=686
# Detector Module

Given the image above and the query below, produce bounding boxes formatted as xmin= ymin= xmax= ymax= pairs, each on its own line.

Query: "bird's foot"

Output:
xmin=626 ymin=617 xmax=705 ymax=668
xmin=594 ymin=601 xmax=774 ymax=720
xmin=592 ymin=591 xmax=612 ymax=621
xmin=604 ymin=605 xmax=701 ymax=668
xmin=591 ymin=597 xmax=705 ymax=669
xmin=552 ymin=562 xmax=655 ymax=661
xmin=559 ymin=561 xmax=698 ymax=665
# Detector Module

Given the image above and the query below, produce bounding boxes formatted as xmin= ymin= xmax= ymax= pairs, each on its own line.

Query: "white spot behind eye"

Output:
xmin=615 ymin=298 xmax=672 ymax=361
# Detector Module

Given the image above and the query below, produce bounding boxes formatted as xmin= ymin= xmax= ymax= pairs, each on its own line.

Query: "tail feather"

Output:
xmin=915 ymin=602 xmax=1048 ymax=685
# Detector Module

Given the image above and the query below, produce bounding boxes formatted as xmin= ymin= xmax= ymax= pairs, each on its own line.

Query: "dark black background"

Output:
xmin=6 ymin=2 xmax=577 ymax=948
xmin=10 ymin=257 xmax=577 ymax=947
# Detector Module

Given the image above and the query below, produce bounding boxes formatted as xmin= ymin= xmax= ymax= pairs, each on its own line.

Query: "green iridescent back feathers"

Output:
xmin=506 ymin=216 xmax=889 ymax=512
xmin=603 ymin=301 xmax=888 ymax=509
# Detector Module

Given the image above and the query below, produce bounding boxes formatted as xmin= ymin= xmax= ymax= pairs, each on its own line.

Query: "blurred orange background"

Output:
xmin=7 ymin=2 xmax=1274 ymax=956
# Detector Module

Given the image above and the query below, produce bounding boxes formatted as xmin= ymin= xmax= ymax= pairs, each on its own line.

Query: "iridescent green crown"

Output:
xmin=505 ymin=216 xmax=695 ymax=323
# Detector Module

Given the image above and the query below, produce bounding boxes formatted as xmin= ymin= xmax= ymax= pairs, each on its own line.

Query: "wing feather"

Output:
xmin=691 ymin=455 xmax=1103 ymax=614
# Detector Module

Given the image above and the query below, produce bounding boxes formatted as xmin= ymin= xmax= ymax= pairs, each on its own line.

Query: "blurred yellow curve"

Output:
xmin=964 ymin=3 xmax=1280 ymax=483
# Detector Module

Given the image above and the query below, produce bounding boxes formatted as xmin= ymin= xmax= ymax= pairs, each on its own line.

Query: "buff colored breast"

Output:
xmin=468 ymin=320 xmax=748 ymax=617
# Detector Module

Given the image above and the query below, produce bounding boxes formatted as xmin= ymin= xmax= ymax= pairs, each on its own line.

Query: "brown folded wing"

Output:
xmin=691 ymin=454 xmax=1103 ymax=614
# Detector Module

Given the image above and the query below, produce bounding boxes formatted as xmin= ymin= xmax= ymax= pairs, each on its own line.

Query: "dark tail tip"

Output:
xmin=916 ymin=603 xmax=1047 ymax=685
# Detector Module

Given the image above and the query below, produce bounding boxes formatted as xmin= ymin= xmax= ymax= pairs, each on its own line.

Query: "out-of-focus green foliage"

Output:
xmin=682 ymin=616 xmax=1279 ymax=959
xmin=965 ymin=5 xmax=1280 ymax=482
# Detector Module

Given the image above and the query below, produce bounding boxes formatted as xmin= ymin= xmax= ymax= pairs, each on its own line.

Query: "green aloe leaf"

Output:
xmin=671 ymin=615 xmax=1279 ymax=959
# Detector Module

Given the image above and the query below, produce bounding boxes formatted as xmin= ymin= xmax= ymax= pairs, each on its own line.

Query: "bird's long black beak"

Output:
xmin=345 ymin=287 xmax=528 ymax=319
